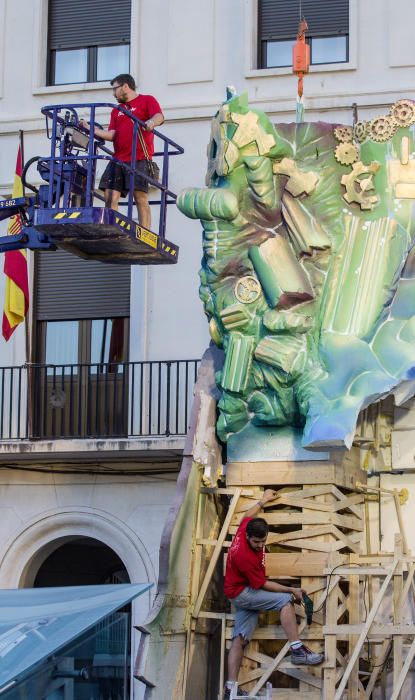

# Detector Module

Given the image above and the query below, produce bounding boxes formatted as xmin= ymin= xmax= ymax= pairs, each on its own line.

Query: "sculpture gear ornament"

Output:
xmin=367 ymin=115 xmax=397 ymax=142
xmin=334 ymin=142 xmax=360 ymax=166
xmin=390 ymin=99 xmax=415 ymax=128
xmin=334 ymin=126 xmax=354 ymax=143
xmin=178 ymin=93 xmax=415 ymax=449
xmin=353 ymin=121 xmax=368 ymax=143
xmin=235 ymin=276 xmax=262 ymax=304
xmin=340 ymin=161 xmax=381 ymax=210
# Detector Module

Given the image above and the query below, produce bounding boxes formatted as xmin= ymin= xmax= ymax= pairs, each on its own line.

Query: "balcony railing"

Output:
xmin=0 ymin=360 xmax=200 ymax=440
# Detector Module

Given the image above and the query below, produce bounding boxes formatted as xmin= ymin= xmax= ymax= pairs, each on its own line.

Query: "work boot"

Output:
xmin=223 ymin=685 xmax=250 ymax=699
xmin=291 ymin=643 xmax=324 ymax=665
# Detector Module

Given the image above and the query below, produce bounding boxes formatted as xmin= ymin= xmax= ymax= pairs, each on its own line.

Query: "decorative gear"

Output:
xmin=341 ymin=161 xmax=381 ymax=210
xmin=353 ymin=121 xmax=368 ymax=143
xmin=334 ymin=142 xmax=360 ymax=166
xmin=234 ymin=276 xmax=261 ymax=304
xmin=390 ymin=99 xmax=415 ymax=128
xmin=367 ymin=115 xmax=396 ymax=142
xmin=334 ymin=126 xmax=354 ymax=143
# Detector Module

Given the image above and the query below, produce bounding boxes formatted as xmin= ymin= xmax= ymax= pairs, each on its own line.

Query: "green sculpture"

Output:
xmin=177 ymin=93 xmax=415 ymax=448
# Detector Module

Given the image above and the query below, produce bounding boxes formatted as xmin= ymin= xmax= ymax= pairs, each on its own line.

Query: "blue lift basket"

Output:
xmin=0 ymin=103 xmax=184 ymax=264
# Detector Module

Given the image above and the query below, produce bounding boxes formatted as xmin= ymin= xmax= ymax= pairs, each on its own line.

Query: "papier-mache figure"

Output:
xmin=178 ymin=92 xmax=415 ymax=449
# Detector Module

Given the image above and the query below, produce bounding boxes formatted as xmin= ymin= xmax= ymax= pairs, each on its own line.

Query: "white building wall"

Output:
xmin=2 ymin=5 xmax=415 ymax=689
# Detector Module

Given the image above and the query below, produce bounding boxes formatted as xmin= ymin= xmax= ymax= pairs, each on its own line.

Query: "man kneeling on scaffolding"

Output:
xmin=82 ymin=73 xmax=163 ymax=229
xmin=223 ymin=489 xmax=324 ymax=699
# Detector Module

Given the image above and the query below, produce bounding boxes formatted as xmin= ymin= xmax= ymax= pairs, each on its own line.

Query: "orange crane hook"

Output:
xmin=292 ymin=19 xmax=310 ymax=98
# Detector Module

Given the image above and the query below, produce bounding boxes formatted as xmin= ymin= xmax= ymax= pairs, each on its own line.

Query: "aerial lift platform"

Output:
xmin=0 ymin=103 xmax=183 ymax=264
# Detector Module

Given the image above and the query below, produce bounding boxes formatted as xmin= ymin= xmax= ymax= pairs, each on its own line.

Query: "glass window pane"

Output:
xmin=91 ymin=318 xmax=126 ymax=372
xmin=97 ymin=44 xmax=130 ymax=81
xmin=311 ymin=36 xmax=347 ymax=64
xmin=266 ymin=40 xmax=294 ymax=68
xmin=54 ymin=48 xmax=88 ymax=84
xmin=45 ymin=321 xmax=79 ymax=366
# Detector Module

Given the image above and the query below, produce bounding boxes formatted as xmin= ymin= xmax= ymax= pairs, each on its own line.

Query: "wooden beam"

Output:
xmin=390 ymin=635 xmax=415 ymax=700
xmin=265 ymin=552 xmax=337 ymax=577
xmin=192 ymin=487 xmax=241 ymax=618
xmin=348 ymin=557 xmax=360 ymax=698
xmin=393 ymin=536 xmax=404 ymax=692
xmin=230 ymin=511 xmax=364 ymax=531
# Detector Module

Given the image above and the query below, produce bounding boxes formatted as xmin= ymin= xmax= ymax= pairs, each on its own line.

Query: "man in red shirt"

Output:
xmin=223 ymin=488 xmax=324 ymax=699
xmin=84 ymin=73 xmax=163 ymax=229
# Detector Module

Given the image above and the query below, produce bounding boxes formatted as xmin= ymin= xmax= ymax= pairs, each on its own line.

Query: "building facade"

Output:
xmin=1 ymin=0 xmax=415 ymax=697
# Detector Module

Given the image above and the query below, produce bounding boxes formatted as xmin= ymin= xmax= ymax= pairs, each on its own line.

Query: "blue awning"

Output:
xmin=0 ymin=583 xmax=152 ymax=693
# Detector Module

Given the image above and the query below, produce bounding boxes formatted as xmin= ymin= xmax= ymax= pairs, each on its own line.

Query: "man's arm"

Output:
xmin=145 ymin=112 xmax=164 ymax=131
xmin=244 ymin=488 xmax=277 ymax=518
xmin=93 ymin=127 xmax=115 ymax=142
xmin=262 ymin=580 xmax=305 ymax=602
xmin=79 ymin=120 xmax=115 ymax=142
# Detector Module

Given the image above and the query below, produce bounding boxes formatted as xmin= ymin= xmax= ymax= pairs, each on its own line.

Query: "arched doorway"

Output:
xmin=3 ymin=538 xmax=135 ymax=700
xmin=33 ymin=536 xmax=130 ymax=587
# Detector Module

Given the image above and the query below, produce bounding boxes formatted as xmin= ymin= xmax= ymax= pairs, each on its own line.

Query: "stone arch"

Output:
xmin=0 ymin=507 xmax=156 ymax=597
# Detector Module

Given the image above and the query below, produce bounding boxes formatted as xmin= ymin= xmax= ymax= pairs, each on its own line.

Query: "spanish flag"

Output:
xmin=2 ymin=147 xmax=29 ymax=341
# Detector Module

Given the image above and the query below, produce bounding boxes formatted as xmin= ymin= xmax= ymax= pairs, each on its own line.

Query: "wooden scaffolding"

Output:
xmin=187 ymin=453 xmax=415 ymax=699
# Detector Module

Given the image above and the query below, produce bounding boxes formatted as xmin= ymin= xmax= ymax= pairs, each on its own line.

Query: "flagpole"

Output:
xmin=19 ymin=129 xmax=33 ymax=439
xmin=19 ymin=130 xmax=30 ymax=366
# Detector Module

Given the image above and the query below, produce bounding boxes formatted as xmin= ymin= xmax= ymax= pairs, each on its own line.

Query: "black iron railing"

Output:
xmin=0 ymin=360 xmax=200 ymax=440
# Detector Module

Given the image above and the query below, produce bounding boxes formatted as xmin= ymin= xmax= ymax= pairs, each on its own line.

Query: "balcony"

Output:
xmin=0 ymin=359 xmax=200 ymax=463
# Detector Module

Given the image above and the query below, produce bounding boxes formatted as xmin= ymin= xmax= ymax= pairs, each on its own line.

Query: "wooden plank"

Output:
xmin=393 ymin=536 xmax=404 ymax=693
xmin=277 ymin=666 xmax=322 ymax=689
xmin=285 ymin=485 xmax=334 ymax=499
xmin=397 ymin=563 xmax=415 ymax=618
xmin=192 ymin=487 xmax=241 ymax=618
xmin=223 ymin=552 xmax=340 ymax=577
xmin=331 ymin=493 xmax=365 ymax=513
xmin=331 ymin=484 xmax=364 ymax=517
xmin=333 ymin=559 xmax=399 ymax=700
xmin=323 ymin=576 xmax=338 ymax=699
xmin=348 ymin=558 xmax=360 ymax=698
xmin=330 ymin=525 xmax=362 ymax=554
xmin=390 ymin=635 xmax=415 ymax=700
xmin=219 ymin=617 xmax=225 ymax=694
xmin=226 ymin=460 xmax=366 ymax=488
xmin=265 ymin=552 xmax=338 ymax=578
xmin=323 ymin=566 xmax=391 ymax=576
xmin=276 ymin=538 xmax=335 ymax=553
xmin=323 ymin=624 xmax=415 ymax=636
xmin=267 ymin=525 xmax=336 ymax=544
xmin=274 ymin=495 xmax=334 ymax=512
xmin=225 ymin=627 xmax=325 ymax=641
xmin=231 ymin=511 xmax=364 ymax=531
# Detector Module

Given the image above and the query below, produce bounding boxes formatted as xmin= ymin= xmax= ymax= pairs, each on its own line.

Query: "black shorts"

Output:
xmin=99 ymin=160 xmax=150 ymax=195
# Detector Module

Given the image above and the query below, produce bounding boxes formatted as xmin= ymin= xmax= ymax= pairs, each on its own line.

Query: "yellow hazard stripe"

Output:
xmin=53 ymin=212 xmax=81 ymax=220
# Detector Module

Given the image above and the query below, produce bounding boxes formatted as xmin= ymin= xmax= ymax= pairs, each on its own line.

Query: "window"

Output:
xmin=47 ymin=0 xmax=131 ymax=85
xmin=33 ymin=250 xmax=131 ymax=438
xmin=258 ymin=0 xmax=349 ymax=69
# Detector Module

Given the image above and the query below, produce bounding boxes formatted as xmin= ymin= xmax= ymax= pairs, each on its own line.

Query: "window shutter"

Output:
xmin=35 ymin=250 xmax=131 ymax=320
xmin=259 ymin=0 xmax=349 ymax=41
xmin=48 ymin=0 xmax=131 ymax=50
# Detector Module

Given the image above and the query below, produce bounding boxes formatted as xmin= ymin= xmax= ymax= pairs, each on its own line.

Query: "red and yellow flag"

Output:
xmin=2 ymin=146 xmax=29 ymax=341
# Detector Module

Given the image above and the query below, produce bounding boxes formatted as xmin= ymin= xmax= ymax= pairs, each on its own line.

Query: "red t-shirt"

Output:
xmin=108 ymin=94 xmax=162 ymax=162
xmin=224 ymin=517 xmax=267 ymax=599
